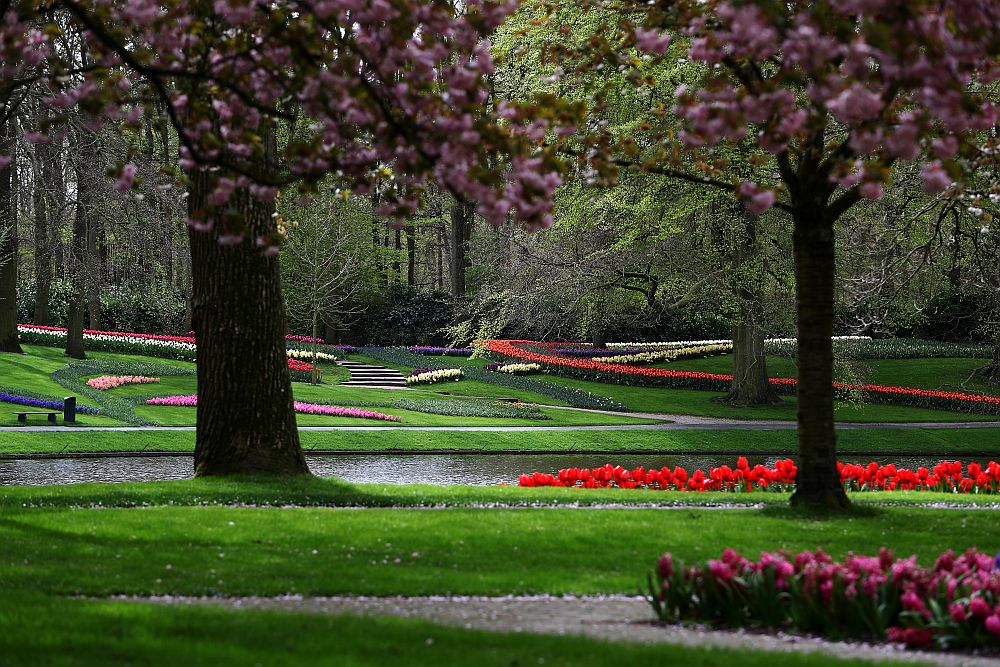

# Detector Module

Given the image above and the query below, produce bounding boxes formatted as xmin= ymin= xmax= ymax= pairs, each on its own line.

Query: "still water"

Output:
xmin=0 ymin=453 xmax=989 ymax=487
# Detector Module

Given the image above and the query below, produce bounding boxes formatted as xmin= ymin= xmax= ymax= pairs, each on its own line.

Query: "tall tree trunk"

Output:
xmin=187 ymin=157 xmax=308 ymax=476
xmin=405 ymin=223 xmax=416 ymax=286
xmin=591 ymin=328 xmax=607 ymax=349
xmin=44 ymin=142 xmax=65 ymax=282
xmin=789 ymin=207 xmax=848 ymax=509
xmin=65 ymin=167 xmax=88 ymax=359
xmin=720 ymin=302 xmax=780 ymax=405
xmin=0 ymin=115 xmax=23 ymax=353
xmin=450 ymin=196 xmax=474 ymax=300
xmin=436 ymin=223 xmax=444 ymax=289
xmin=392 ymin=227 xmax=401 ymax=282
xmin=85 ymin=216 xmax=101 ymax=329
xmin=32 ymin=163 xmax=51 ymax=325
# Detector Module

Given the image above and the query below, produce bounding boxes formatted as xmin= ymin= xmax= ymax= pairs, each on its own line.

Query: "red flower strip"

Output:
xmin=518 ymin=458 xmax=1000 ymax=494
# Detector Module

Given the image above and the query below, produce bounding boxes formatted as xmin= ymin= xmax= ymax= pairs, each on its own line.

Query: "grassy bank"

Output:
xmin=1 ymin=594 xmax=898 ymax=667
xmin=3 ymin=492 xmax=998 ymax=598
xmin=3 ymin=426 xmax=999 ymax=456
xmin=1 ymin=478 xmax=992 ymax=666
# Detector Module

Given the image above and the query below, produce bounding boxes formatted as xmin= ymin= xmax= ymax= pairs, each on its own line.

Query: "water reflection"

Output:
xmin=0 ymin=453 xmax=991 ymax=487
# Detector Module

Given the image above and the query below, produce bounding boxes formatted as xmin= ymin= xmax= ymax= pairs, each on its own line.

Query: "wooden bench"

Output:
xmin=15 ymin=411 xmax=58 ymax=424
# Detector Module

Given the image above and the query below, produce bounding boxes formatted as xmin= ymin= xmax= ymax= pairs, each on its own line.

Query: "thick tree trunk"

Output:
xmin=85 ymin=219 xmax=101 ymax=330
xmin=187 ymin=166 xmax=308 ymax=477
xmin=591 ymin=329 xmax=607 ymax=349
xmin=719 ymin=301 xmax=780 ymax=406
xmin=405 ymin=224 xmax=416 ymax=286
xmin=32 ymin=175 xmax=51 ymax=325
xmin=65 ymin=177 xmax=88 ymax=359
xmin=789 ymin=208 xmax=848 ymax=509
xmin=450 ymin=197 xmax=474 ymax=300
xmin=436 ymin=223 xmax=444 ymax=289
xmin=392 ymin=228 xmax=401 ymax=281
xmin=0 ymin=115 xmax=23 ymax=353
xmin=44 ymin=145 xmax=65 ymax=281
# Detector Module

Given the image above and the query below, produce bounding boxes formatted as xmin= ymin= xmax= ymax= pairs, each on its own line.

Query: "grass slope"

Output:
xmin=0 ymin=479 xmax=990 ymax=665
xmin=2 ymin=594 xmax=898 ymax=667
xmin=670 ymin=354 xmax=996 ymax=395
xmin=132 ymin=404 xmax=657 ymax=427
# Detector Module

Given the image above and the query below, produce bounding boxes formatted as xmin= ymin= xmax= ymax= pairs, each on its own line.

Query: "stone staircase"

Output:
xmin=339 ymin=360 xmax=409 ymax=389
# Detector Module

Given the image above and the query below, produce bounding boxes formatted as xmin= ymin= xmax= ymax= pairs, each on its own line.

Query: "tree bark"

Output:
xmin=44 ymin=141 xmax=65 ymax=281
xmin=85 ymin=215 xmax=101 ymax=329
xmin=65 ymin=165 xmax=88 ymax=359
xmin=405 ymin=223 xmax=416 ymax=286
xmin=591 ymin=329 xmax=607 ymax=349
xmin=392 ymin=227 xmax=401 ymax=282
xmin=719 ymin=305 xmax=780 ymax=405
xmin=789 ymin=206 xmax=848 ymax=509
xmin=0 ymin=114 xmax=23 ymax=353
xmin=32 ymin=163 xmax=51 ymax=325
xmin=450 ymin=196 xmax=474 ymax=300
xmin=187 ymin=163 xmax=308 ymax=477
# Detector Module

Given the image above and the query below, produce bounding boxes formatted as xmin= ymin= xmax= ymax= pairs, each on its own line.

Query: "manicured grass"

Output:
xmin=1 ymin=487 xmax=997 ymax=599
xmin=3 ymin=426 xmax=1000 ymax=455
xmin=131 ymin=404 xmax=657 ymax=427
xmin=669 ymin=354 xmax=997 ymax=394
xmin=4 ymin=477 xmax=1000 ymax=510
xmin=0 ymin=478 xmax=964 ymax=667
xmin=526 ymin=375 xmax=999 ymax=422
xmin=1 ymin=594 xmax=899 ymax=667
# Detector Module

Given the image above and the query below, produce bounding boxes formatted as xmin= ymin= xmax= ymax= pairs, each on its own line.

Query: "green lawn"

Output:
xmin=529 ymin=375 xmax=1000 ymax=422
xmin=3 ymin=426 xmax=1000 ymax=455
xmin=669 ymin=354 xmax=997 ymax=394
xmin=1 ymin=479 xmax=994 ymax=666
xmin=2 ymin=483 xmax=998 ymax=599
xmin=132 ymin=404 xmax=657 ymax=427
xmin=2 ymin=597 xmax=896 ymax=667
xmin=5 ymin=345 xmax=998 ymax=425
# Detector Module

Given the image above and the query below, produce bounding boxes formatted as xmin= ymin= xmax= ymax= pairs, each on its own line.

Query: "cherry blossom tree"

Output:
xmin=0 ymin=0 xmax=567 ymax=475
xmin=576 ymin=0 xmax=1000 ymax=507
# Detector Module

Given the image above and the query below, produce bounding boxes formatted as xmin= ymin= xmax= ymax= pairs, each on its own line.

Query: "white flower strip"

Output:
xmin=598 ymin=343 xmax=733 ymax=364
xmin=18 ymin=325 xmax=196 ymax=356
xmin=607 ymin=336 xmax=871 ymax=350
xmin=406 ymin=368 xmax=464 ymax=385
xmin=286 ymin=348 xmax=341 ymax=363
xmin=493 ymin=363 xmax=542 ymax=374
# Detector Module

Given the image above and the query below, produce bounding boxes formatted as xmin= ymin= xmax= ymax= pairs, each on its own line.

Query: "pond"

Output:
xmin=0 ymin=453 xmax=991 ymax=487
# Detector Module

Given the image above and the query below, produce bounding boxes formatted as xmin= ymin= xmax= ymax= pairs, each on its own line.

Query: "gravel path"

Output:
xmin=127 ymin=594 xmax=1000 ymax=666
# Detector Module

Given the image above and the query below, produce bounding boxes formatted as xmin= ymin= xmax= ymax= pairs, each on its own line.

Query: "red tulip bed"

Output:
xmin=651 ymin=547 xmax=1000 ymax=651
xmin=518 ymin=458 xmax=1000 ymax=494
xmin=145 ymin=395 xmax=400 ymax=422
xmin=287 ymin=358 xmax=321 ymax=382
xmin=483 ymin=339 xmax=1000 ymax=415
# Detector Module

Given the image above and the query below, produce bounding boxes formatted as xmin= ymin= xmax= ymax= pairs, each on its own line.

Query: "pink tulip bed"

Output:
xmin=145 ymin=395 xmax=401 ymax=422
xmin=86 ymin=375 xmax=161 ymax=391
xmin=651 ymin=547 xmax=1000 ymax=651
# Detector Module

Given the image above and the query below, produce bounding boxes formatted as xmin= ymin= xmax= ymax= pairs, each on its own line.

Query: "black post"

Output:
xmin=63 ymin=396 xmax=76 ymax=423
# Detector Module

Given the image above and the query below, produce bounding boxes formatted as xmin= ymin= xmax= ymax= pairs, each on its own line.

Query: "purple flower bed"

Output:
xmin=0 ymin=391 xmax=100 ymax=415
xmin=408 ymin=346 xmax=474 ymax=356
xmin=409 ymin=368 xmax=436 ymax=377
